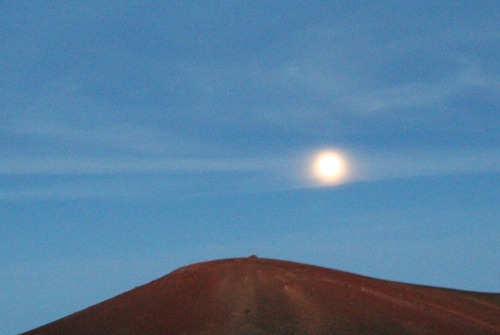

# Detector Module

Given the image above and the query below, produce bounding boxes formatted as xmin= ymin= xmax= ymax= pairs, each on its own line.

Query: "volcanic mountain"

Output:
xmin=22 ymin=256 xmax=499 ymax=335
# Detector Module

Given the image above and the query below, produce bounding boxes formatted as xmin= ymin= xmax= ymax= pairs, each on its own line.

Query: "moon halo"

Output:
xmin=311 ymin=150 xmax=349 ymax=186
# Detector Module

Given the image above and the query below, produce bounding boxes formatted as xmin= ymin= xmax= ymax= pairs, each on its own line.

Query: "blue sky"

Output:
xmin=1 ymin=1 xmax=499 ymax=333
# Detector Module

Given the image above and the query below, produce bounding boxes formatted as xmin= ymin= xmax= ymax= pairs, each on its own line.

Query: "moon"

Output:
xmin=311 ymin=150 xmax=348 ymax=185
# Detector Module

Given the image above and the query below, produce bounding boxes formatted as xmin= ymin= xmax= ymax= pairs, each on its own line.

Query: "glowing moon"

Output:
xmin=312 ymin=151 xmax=347 ymax=185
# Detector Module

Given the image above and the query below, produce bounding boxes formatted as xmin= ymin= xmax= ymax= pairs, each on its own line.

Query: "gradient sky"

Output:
xmin=1 ymin=1 xmax=499 ymax=334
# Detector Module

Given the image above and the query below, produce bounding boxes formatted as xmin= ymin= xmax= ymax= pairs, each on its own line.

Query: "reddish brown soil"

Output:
xmin=22 ymin=256 xmax=500 ymax=334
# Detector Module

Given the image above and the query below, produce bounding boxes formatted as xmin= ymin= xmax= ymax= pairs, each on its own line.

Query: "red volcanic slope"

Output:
xmin=22 ymin=257 xmax=499 ymax=335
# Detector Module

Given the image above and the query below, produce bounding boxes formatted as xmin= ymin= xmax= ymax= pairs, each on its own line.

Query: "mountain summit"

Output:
xmin=22 ymin=256 xmax=499 ymax=334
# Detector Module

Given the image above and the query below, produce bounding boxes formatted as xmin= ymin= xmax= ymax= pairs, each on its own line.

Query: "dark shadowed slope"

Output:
xmin=21 ymin=257 xmax=500 ymax=335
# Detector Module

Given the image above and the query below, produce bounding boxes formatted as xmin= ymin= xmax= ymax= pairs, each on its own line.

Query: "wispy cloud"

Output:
xmin=248 ymin=25 xmax=500 ymax=124
xmin=2 ymin=11 xmax=498 ymax=201
xmin=0 ymin=182 xmax=135 ymax=201
xmin=348 ymin=59 xmax=500 ymax=115
xmin=2 ymin=119 xmax=217 ymax=157
xmin=353 ymin=148 xmax=500 ymax=182
xmin=5 ymin=123 xmax=163 ymax=154
xmin=348 ymin=81 xmax=454 ymax=114
xmin=0 ymin=156 xmax=286 ymax=175
xmin=0 ymin=154 xmax=296 ymax=200
xmin=1 ymin=148 xmax=497 ymax=201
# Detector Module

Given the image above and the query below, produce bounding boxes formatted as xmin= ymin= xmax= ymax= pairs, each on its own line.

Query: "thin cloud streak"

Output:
xmin=0 ymin=156 xmax=285 ymax=175
xmin=353 ymin=149 xmax=500 ymax=182
xmin=2 ymin=121 xmax=213 ymax=156
xmin=0 ymin=183 xmax=134 ymax=201
xmin=1 ymin=149 xmax=497 ymax=201
xmin=348 ymin=61 xmax=500 ymax=115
